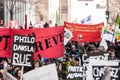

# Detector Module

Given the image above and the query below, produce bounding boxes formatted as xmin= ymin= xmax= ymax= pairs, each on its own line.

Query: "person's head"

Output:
xmin=17 ymin=70 xmax=21 ymax=77
xmin=44 ymin=22 xmax=49 ymax=28
xmin=7 ymin=63 xmax=12 ymax=71
xmin=71 ymin=45 xmax=76 ymax=51
xmin=72 ymin=54 xmax=76 ymax=58
xmin=15 ymin=69 xmax=21 ymax=79
xmin=98 ymin=46 xmax=105 ymax=51
xmin=14 ymin=66 xmax=20 ymax=72
xmin=109 ymin=51 xmax=116 ymax=60
xmin=34 ymin=60 xmax=40 ymax=68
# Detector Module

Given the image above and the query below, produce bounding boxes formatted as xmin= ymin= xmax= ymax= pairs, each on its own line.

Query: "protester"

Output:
xmin=0 ymin=30 xmax=120 ymax=80
xmin=14 ymin=69 xmax=22 ymax=80
xmin=56 ymin=59 xmax=62 ymax=80
xmin=61 ymin=54 xmax=71 ymax=80
xmin=108 ymin=49 xmax=117 ymax=60
xmin=43 ymin=22 xmax=49 ymax=28
xmin=0 ymin=40 xmax=119 ymax=80
xmin=68 ymin=45 xmax=80 ymax=58
xmin=0 ymin=69 xmax=17 ymax=80
xmin=33 ymin=60 xmax=41 ymax=69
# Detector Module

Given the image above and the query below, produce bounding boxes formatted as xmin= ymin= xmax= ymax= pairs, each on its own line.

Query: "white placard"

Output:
xmin=23 ymin=63 xmax=59 ymax=80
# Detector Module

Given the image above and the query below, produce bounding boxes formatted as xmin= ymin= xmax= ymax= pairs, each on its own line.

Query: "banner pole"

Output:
xmin=25 ymin=15 xmax=27 ymax=29
xmin=20 ymin=66 xmax=24 ymax=80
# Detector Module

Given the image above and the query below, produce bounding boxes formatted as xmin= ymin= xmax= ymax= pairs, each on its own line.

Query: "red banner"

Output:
xmin=0 ymin=26 xmax=64 ymax=59
xmin=64 ymin=22 xmax=104 ymax=43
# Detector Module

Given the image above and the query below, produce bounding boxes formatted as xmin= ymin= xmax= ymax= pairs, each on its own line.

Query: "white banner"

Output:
xmin=23 ymin=63 xmax=59 ymax=80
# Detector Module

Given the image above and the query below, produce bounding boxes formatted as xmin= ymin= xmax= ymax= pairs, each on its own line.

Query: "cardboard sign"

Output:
xmin=23 ymin=63 xmax=59 ymax=80
xmin=82 ymin=53 xmax=109 ymax=63
xmin=92 ymin=66 xmax=120 ymax=80
xmin=67 ymin=66 xmax=83 ymax=80
xmin=12 ymin=35 xmax=35 ymax=66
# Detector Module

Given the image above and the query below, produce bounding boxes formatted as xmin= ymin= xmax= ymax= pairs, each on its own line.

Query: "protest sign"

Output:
xmin=82 ymin=53 xmax=109 ymax=63
xmin=67 ymin=66 xmax=83 ymax=80
xmin=88 ymin=59 xmax=119 ymax=80
xmin=81 ymin=53 xmax=119 ymax=80
xmin=12 ymin=35 xmax=35 ymax=66
xmin=101 ymin=26 xmax=115 ymax=43
xmin=93 ymin=66 xmax=120 ymax=80
xmin=23 ymin=63 xmax=59 ymax=80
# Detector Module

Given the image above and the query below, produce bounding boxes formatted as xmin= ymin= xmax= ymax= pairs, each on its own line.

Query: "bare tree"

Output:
xmin=25 ymin=0 xmax=41 ymax=23
xmin=0 ymin=0 xmax=27 ymax=21
xmin=109 ymin=0 xmax=120 ymax=24
xmin=0 ymin=0 xmax=17 ymax=20
xmin=34 ymin=6 xmax=42 ymax=21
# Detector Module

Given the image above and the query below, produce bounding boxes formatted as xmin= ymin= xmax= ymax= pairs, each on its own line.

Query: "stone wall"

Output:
xmin=35 ymin=0 xmax=49 ymax=24
xmin=109 ymin=0 xmax=120 ymax=25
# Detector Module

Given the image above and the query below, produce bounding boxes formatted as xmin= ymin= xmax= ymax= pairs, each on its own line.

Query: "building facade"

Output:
xmin=1 ymin=0 xmax=120 ymax=27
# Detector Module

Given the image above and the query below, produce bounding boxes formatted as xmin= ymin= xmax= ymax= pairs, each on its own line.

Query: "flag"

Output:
xmin=64 ymin=28 xmax=73 ymax=45
xmin=115 ymin=15 xmax=120 ymax=41
xmin=0 ymin=26 xmax=64 ymax=59
xmin=115 ymin=15 xmax=120 ymax=31
xmin=99 ymin=39 xmax=108 ymax=51
xmin=8 ymin=20 xmax=18 ymax=28
xmin=81 ymin=15 xmax=91 ymax=24
xmin=115 ymin=15 xmax=120 ymax=27
xmin=64 ymin=22 xmax=104 ymax=43
xmin=55 ymin=11 xmax=61 ymax=26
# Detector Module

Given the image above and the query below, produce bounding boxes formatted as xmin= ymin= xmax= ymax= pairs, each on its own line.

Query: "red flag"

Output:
xmin=8 ymin=20 xmax=18 ymax=28
xmin=64 ymin=22 xmax=104 ymax=43
xmin=0 ymin=26 xmax=64 ymax=59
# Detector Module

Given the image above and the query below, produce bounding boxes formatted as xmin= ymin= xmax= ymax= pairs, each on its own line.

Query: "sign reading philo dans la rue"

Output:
xmin=12 ymin=35 xmax=35 ymax=66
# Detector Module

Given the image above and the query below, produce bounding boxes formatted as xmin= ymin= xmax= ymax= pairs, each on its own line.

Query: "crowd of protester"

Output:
xmin=0 ymin=39 xmax=120 ymax=80
xmin=0 ymin=20 xmax=120 ymax=80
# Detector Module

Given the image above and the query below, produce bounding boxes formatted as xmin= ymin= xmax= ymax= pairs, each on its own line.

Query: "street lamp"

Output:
xmin=106 ymin=10 xmax=109 ymax=20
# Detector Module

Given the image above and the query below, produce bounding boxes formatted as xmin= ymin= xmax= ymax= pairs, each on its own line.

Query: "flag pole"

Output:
xmin=59 ymin=0 xmax=61 ymax=20
xmin=25 ymin=15 xmax=27 ymax=29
